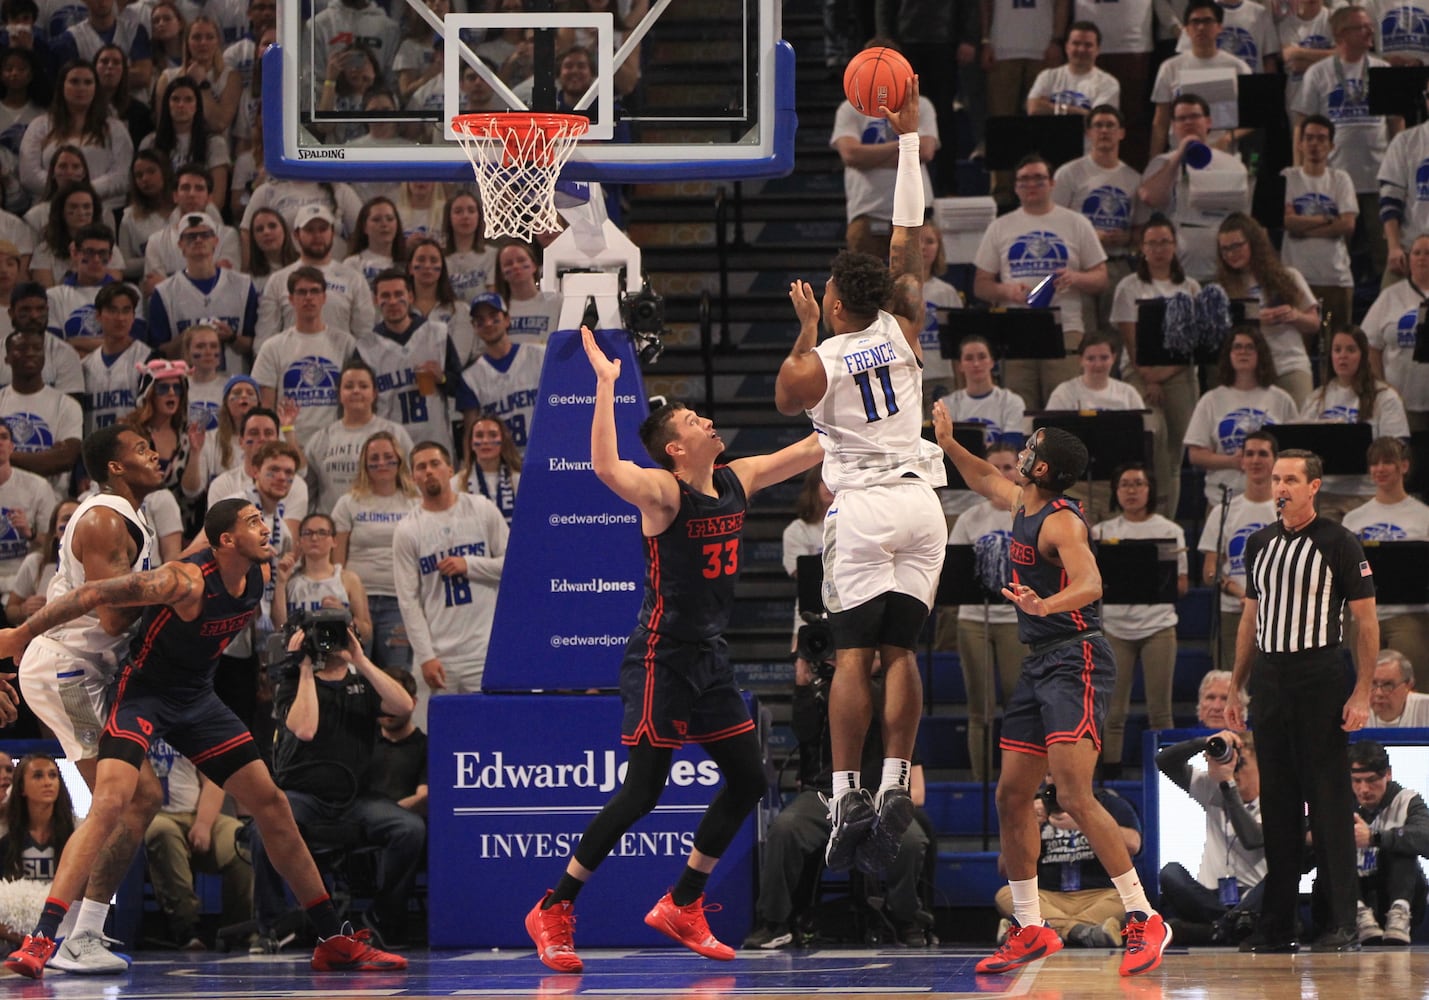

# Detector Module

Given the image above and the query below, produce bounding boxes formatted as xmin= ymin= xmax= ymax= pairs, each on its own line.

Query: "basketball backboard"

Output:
xmin=267 ymin=0 xmax=794 ymax=183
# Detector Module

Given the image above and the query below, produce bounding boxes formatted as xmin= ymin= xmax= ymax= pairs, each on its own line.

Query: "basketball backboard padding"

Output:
xmin=265 ymin=0 xmax=796 ymax=185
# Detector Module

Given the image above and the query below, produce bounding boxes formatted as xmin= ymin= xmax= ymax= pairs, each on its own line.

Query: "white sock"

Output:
xmin=832 ymin=771 xmax=859 ymax=799
xmin=73 ymin=898 xmax=109 ymax=939
xmin=879 ymin=758 xmax=911 ymax=795
xmin=55 ymin=901 xmax=79 ymax=940
xmin=1111 ymin=868 xmax=1153 ymax=917
xmin=1010 ymin=877 xmax=1041 ymax=928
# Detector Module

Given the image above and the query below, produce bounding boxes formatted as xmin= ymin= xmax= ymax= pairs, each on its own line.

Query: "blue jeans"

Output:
xmin=366 ymin=595 xmax=412 ymax=673
xmin=251 ymin=790 xmax=427 ymax=934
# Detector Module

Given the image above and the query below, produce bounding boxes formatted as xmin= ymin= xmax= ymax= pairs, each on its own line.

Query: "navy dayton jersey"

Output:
xmin=1010 ymin=497 xmax=1102 ymax=645
xmin=638 ymin=465 xmax=747 ymax=643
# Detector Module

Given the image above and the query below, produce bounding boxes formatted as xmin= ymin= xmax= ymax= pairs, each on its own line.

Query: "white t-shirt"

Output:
xmin=304 ymin=417 xmax=414 ymax=515
xmin=1369 ymin=0 xmax=1429 ymax=65
xmin=1027 ymin=65 xmax=1122 ymax=112
xmin=1174 ymin=0 xmax=1281 ymax=71
xmin=1297 ymin=382 xmax=1411 ymax=496
xmin=1342 ymin=495 xmax=1429 ymax=616
xmin=972 ymin=205 xmax=1109 ymax=334
xmin=1277 ymin=7 xmax=1334 ymax=112
xmin=1110 ymin=274 xmax=1203 ymax=327
xmin=1076 ymin=0 xmax=1152 ymax=53
xmin=1280 ymin=165 xmax=1357 ymax=287
xmin=782 ymin=516 xmax=824 ymax=644
xmin=507 ymin=291 xmax=564 ymax=346
xmin=1150 ymin=50 xmax=1253 ymax=136
xmin=1198 ymin=494 xmax=1278 ymax=612
xmin=949 ymin=500 xmax=1018 ymax=625
xmin=330 ymin=490 xmax=416 ymax=598
xmin=250 ymin=326 xmax=357 ymax=440
xmin=255 ymin=258 xmax=374 ymax=349
xmin=1293 ymin=54 xmax=1391 ymax=193
xmin=1093 ymin=513 xmax=1186 ymax=640
xmin=1363 ymin=279 xmax=1429 ymax=410
xmin=1140 ymin=148 xmax=1250 ymax=281
xmin=0 ymin=384 xmax=82 ymax=499
xmin=1184 ymin=384 xmax=1300 ymax=501
xmin=1370 ymin=691 xmax=1429 ymax=727
xmin=0 ymin=467 xmax=55 ymax=592
xmin=1053 ymin=157 xmax=1147 ymax=252
xmin=1237 ymin=269 xmax=1315 ymax=377
xmin=988 ymin=0 xmax=1057 ymax=60
xmin=919 ymin=276 xmax=964 ymax=381
xmin=830 ymin=97 xmax=939 ymax=223
xmin=1045 ymin=376 xmax=1146 ymax=412
xmin=936 ymin=385 xmax=1027 ymax=516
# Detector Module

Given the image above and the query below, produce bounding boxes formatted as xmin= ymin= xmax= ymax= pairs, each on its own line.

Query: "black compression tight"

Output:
xmin=573 ymin=730 xmax=767 ymax=873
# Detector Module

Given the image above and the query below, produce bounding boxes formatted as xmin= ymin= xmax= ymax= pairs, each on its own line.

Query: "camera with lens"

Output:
xmin=620 ymin=276 xmax=666 ymax=365
xmin=796 ymin=619 xmax=837 ymax=701
xmin=1203 ymin=735 xmax=1236 ymax=766
xmin=287 ymin=607 xmax=354 ymax=665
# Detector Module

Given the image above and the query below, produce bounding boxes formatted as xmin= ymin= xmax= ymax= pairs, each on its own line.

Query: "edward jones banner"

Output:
xmin=427 ymin=694 xmax=756 ymax=948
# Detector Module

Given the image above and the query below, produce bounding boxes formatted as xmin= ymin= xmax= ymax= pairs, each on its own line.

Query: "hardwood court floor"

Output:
xmin=6 ymin=944 xmax=1424 ymax=999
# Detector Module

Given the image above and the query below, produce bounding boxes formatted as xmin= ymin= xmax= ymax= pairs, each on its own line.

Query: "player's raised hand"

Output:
xmin=581 ymin=325 xmax=620 ymax=383
xmin=882 ymin=73 xmax=920 ymax=134
xmin=931 ymin=400 xmax=953 ymax=446
xmin=0 ymin=672 xmax=17 ymax=725
xmin=789 ymin=279 xmax=821 ymax=329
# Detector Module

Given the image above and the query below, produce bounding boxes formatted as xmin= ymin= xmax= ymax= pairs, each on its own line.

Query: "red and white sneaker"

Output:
xmin=526 ymin=891 xmax=583 ymax=973
xmin=975 ymin=919 xmax=1063 ymax=974
xmin=1120 ymin=911 xmax=1171 ymax=977
xmin=311 ymin=923 xmax=408 ymax=971
xmin=4 ymin=934 xmax=58 ymax=979
xmin=644 ymin=893 xmax=736 ymax=961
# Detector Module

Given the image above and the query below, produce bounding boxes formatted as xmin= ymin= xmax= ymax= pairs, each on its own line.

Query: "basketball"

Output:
xmin=842 ymin=47 xmax=914 ymax=117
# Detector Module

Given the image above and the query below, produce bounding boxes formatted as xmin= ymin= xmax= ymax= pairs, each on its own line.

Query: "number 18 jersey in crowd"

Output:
xmin=807 ymin=311 xmax=947 ymax=492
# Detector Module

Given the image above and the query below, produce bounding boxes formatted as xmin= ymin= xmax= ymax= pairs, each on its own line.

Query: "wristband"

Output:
xmin=322 ymin=79 xmax=336 ymax=89
xmin=891 ymin=133 xmax=924 ymax=228
xmin=280 ymin=424 xmax=295 ymax=433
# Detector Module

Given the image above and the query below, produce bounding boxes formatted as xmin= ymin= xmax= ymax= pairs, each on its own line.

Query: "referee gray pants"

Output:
xmin=1248 ymin=647 xmax=1358 ymax=941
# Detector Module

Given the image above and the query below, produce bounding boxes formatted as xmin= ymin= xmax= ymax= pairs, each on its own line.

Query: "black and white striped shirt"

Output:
xmin=1244 ymin=518 xmax=1375 ymax=653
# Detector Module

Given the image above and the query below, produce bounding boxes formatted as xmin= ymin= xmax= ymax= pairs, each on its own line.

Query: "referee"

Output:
xmin=1225 ymin=448 xmax=1376 ymax=954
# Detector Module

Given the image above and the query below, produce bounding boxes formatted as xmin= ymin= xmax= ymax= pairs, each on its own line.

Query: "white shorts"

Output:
xmin=821 ymin=479 xmax=947 ymax=614
xmin=18 ymin=637 xmax=114 ymax=761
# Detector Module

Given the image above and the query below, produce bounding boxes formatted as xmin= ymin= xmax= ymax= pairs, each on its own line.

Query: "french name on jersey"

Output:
xmin=842 ymin=340 xmax=898 ymax=374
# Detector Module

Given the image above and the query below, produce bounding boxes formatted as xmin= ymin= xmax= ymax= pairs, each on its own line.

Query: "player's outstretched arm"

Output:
xmin=885 ymin=74 xmax=926 ymax=357
xmin=0 ymin=562 xmax=203 ymax=659
xmin=729 ymin=431 xmax=824 ymax=499
xmin=776 ymin=280 xmax=828 ymax=415
xmin=932 ymin=401 xmax=1020 ymax=510
xmin=580 ymin=325 xmax=680 ymax=519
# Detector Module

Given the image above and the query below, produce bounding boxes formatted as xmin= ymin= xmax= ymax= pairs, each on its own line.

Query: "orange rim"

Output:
xmin=451 ymin=112 xmax=589 ymax=166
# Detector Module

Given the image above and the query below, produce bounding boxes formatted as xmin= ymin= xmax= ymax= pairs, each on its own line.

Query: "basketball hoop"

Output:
xmin=451 ymin=112 xmax=590 ymax=242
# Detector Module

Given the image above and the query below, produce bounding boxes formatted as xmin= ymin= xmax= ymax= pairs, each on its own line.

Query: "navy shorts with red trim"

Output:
xmin=618 ymin=625 xmax=754 ymax=749
xmin=100 ymin=670 xmax=260 ymax=785
xmin=1000 ymin=636 xmax=1114 ymax=756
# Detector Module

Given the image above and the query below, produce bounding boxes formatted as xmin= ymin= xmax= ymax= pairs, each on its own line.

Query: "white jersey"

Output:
xmin=1199 ymin=495 xmax=1278 ymax=613
xmin=284 ymin=566 xmax=351 ymax=619
xmin=1363 ymin=279 xmax=1429 ymax=410
xmin=149 ymin=267 xmax=257 ymax=374
xmin=255 ymin=258 xmax=373 ymax=350
xmin=0 ymin=467 xmax=55 ymax=592
xmin=305 ymin=417 xmax=413 ymax=515
xmin=461 ymin=342 xmax=546 ymax=454
xmin=0 ymin=384 xmax=83 ymax=498
xmin=1295 ymin=54 xmax=1391 ymax=194
xmin=949 ymin=500 xmax=1018 ymax=624
xmin=1343 ymin=495 xmax=1429 ymax=616
xmin=357 ymin=317 xmax=463 ymax=455
xmin=46 ymin=282 xmax=107 ymax=346
xmin=80 ymin=339 xmax=151 ymax=437
xmin=147 ymin=737 xmax=201 ymax=814
xmin=250 ymin=326 xmax=357 ymax=440
xmin=144 ymin=208 xmax=241 ymax=277
xmin=331 ymin=491 xmax=414 ymax=597
xmin=808 ymin=311 xmax=947 ymax=492
xmin=507 ymin=291 xmax=564 ymax=345
xmin=42 ymin=492 xmax=158 ymax=668
xmin=1092 ymin=514 xmax=1186 ymax=641
xmin=392 ymin=493 xmax=508 ymax=672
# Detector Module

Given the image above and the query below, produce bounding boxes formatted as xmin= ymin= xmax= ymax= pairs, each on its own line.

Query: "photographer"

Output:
xmin=743 ymin=663 xmax=934 ymax=950
xmin=1154 ymin=731 xmax=1265 ymax=944
xmin=248 ymin=616 xmax=424 ymax=951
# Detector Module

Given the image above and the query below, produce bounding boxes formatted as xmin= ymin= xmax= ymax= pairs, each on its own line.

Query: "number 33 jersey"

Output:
xmin=391 ymin=492 xmax=509 ymax=668
xmin=808 ymin=310 xmax=947 ymax=492
xmin=640 ymin=466 xmax=747 ymax=643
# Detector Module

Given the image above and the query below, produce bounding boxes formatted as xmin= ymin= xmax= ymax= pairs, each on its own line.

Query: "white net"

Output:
xmin=451 ymin=113 xmax=590 ymax=242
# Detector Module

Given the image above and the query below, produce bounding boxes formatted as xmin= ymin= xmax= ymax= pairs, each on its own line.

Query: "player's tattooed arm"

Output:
xmin=11 ymin=563 xmax=202 ymax=645
xmin=92 ymin=521 xmax=146 ymax=636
